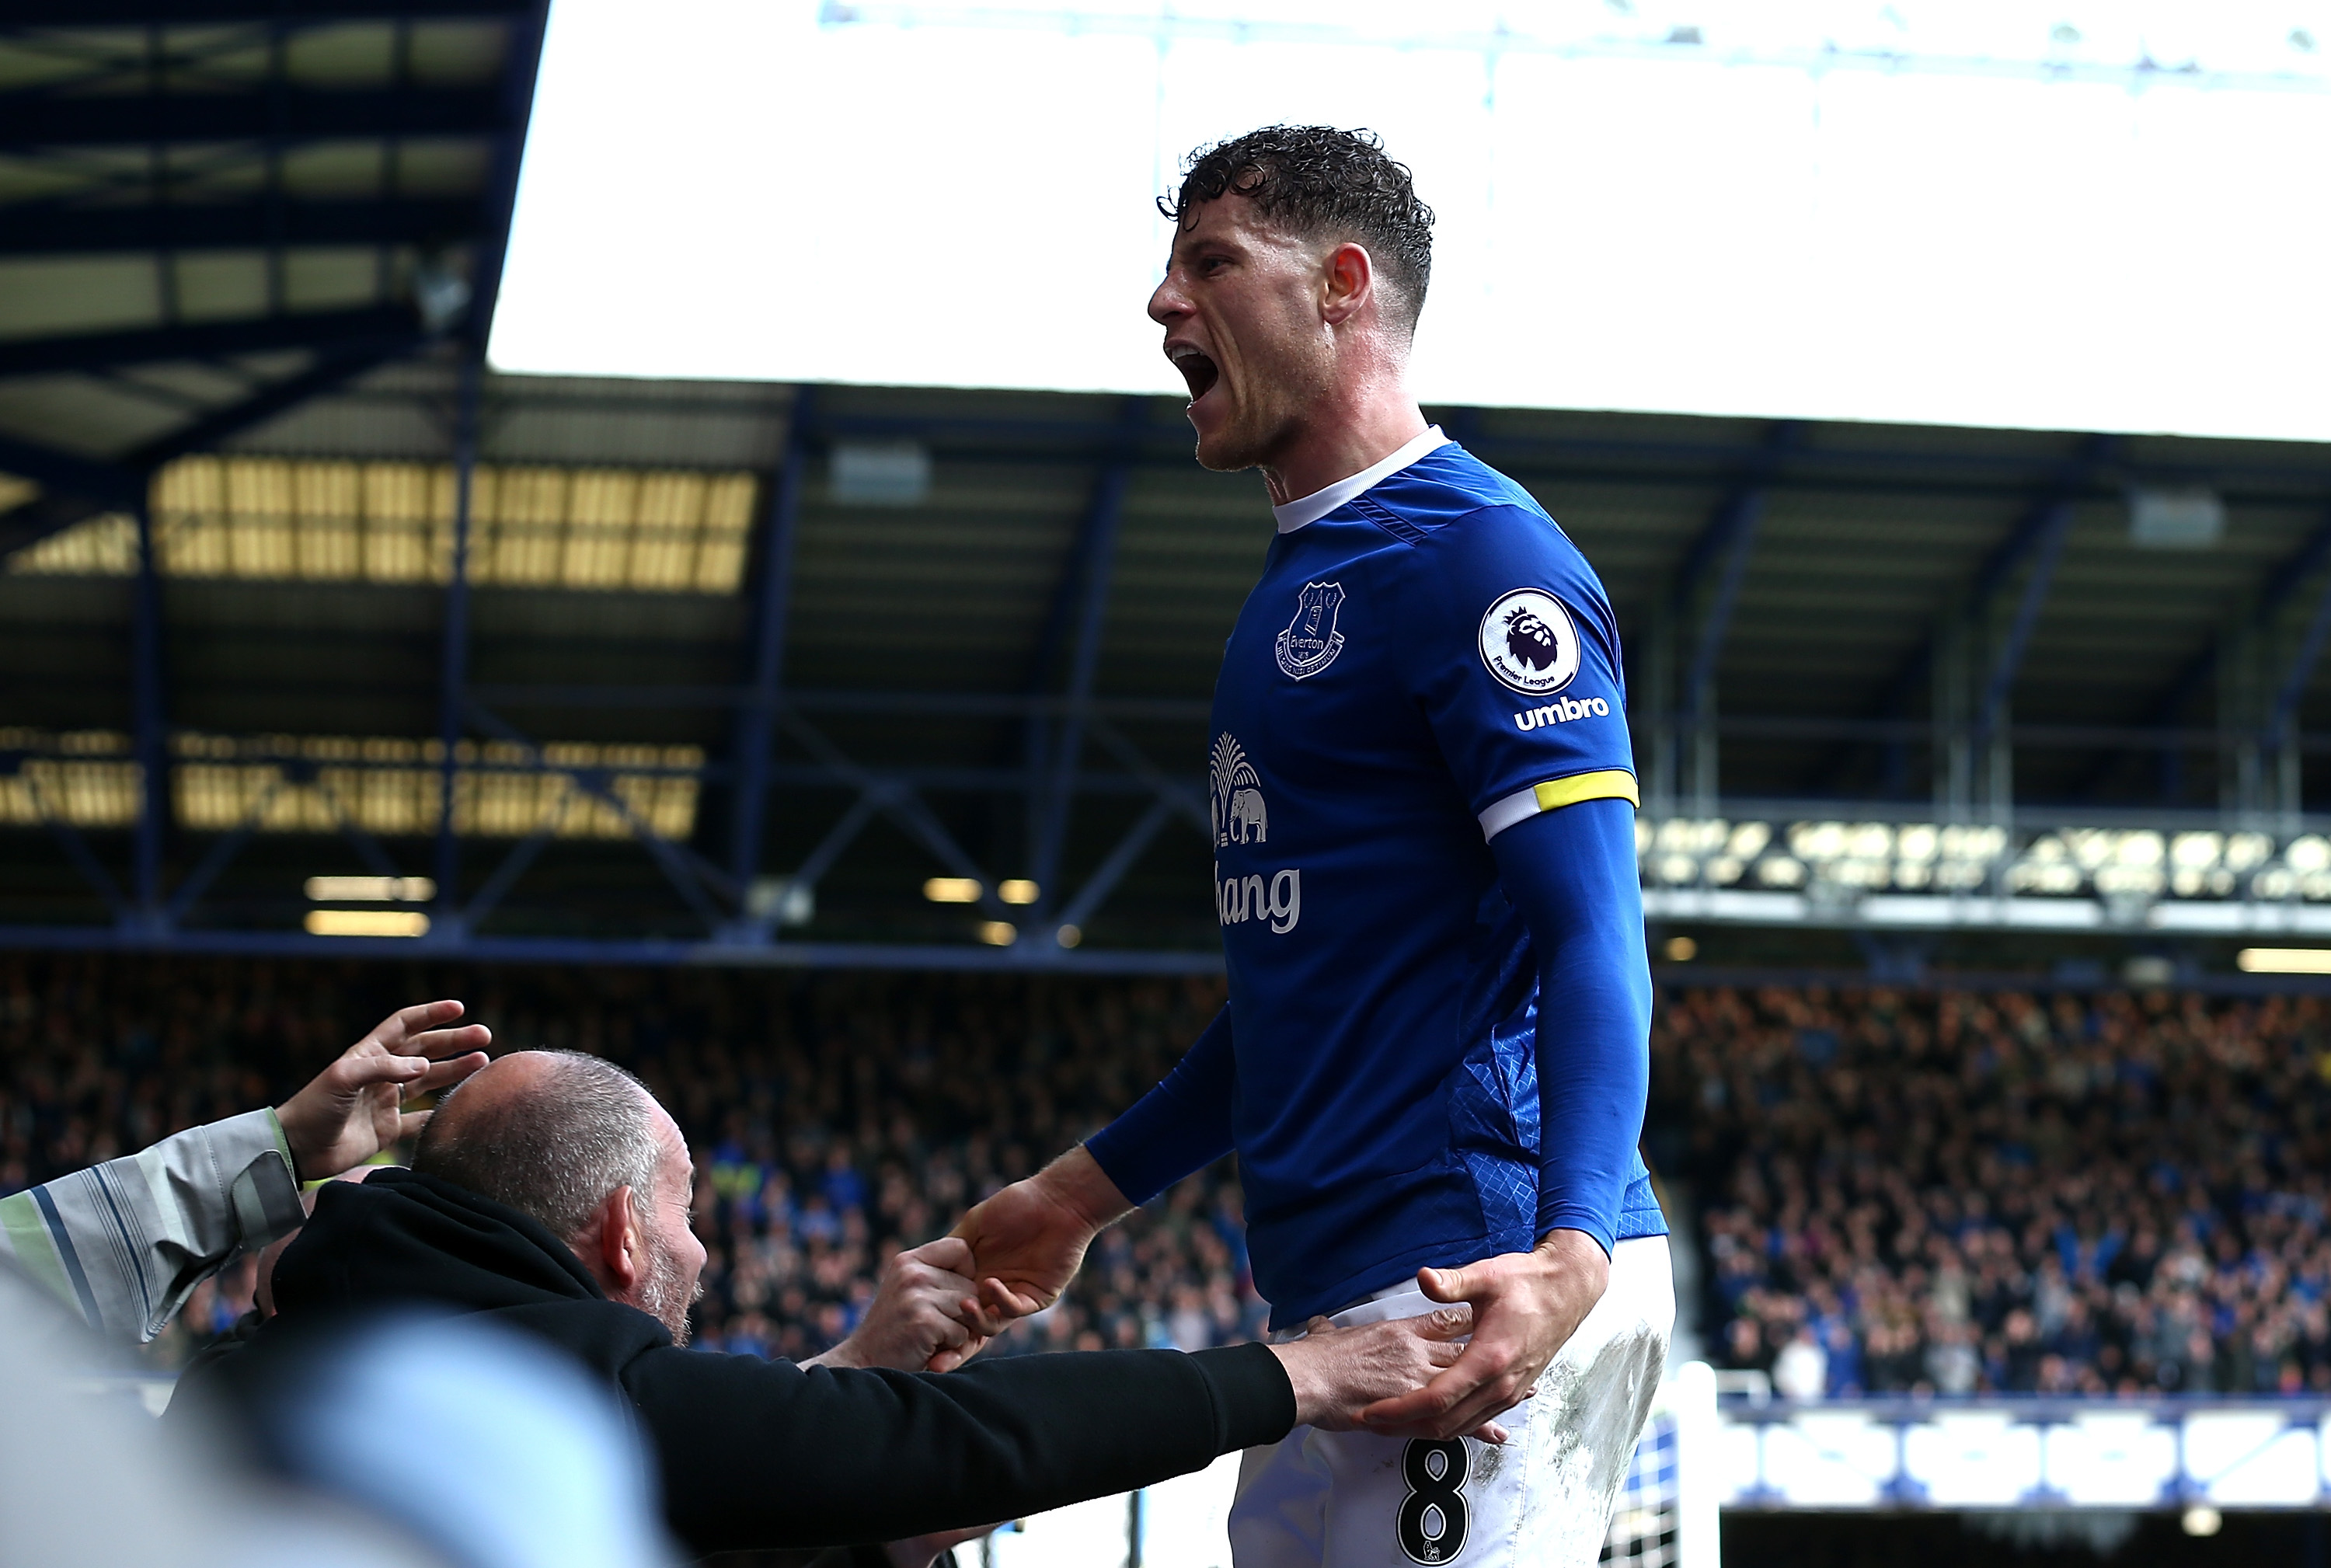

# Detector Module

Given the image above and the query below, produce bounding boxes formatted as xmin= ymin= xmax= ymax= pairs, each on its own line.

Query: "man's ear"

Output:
xmin=1320 ymin=241 xmax=1374 ymax=326
xmin=595 ymin=1184 xmax=643 ymax=1292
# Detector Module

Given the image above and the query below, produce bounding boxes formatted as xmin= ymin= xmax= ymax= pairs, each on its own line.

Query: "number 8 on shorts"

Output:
xmin=1396 ymin=1439 xmax=1469 ymax=1564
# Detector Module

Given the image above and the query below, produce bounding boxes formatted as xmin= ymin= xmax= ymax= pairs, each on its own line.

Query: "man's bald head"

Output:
xmin=413 ymin=1050 xmax=668 ymax=1244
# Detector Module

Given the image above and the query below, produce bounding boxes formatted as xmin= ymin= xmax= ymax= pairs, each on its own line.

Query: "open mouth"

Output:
xmin=1169 ymin=347 xmax=1220 ymax=402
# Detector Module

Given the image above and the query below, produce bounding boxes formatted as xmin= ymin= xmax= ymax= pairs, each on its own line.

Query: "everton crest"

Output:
xmin=1274 ymin=580 xmax=1347 ymax=681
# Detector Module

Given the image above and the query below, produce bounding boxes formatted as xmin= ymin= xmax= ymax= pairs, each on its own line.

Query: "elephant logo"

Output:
xmin=1210 ymin=733 xmax=1269 ymax=846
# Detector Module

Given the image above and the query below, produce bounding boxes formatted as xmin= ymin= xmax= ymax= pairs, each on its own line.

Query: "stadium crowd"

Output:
xmin=1658 ymin=985 xmax=2331 ymax=1398
xmin=11 ymin=953 xmax=2331 ymax=1401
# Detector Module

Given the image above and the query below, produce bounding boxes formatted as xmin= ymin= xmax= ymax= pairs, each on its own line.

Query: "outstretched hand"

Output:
xmin=807 ymin=1237 xmax=990 ymax=1373
xmin=1358 ymin=1228 xmax=1610 ymax=1442
xmin=274 ymin=999 xmax=492 ymax=1180
xmin=949 ymin=1145 xmax=1131 ymax=1325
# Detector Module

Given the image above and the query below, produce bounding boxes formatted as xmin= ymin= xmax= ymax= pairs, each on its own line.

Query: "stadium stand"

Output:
xmin=1660 ymin=985 xmax=2331 ymax=1399
xmin=18 ymin=949 xmax=2331 ymax=1411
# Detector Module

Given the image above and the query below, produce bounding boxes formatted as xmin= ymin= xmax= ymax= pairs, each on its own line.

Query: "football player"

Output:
xmin=955 ymin=126 xmax=1672 ymax=1568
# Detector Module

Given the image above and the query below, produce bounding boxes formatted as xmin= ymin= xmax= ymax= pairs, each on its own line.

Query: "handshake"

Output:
xmin=813 ymin=1235 xmax=1489 ymax=1440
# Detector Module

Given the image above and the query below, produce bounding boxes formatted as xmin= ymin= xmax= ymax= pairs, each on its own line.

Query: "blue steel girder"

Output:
xmin=463 ymin=0 xmax=549 ymax=350
xmin=1051 ymin=798 xmax=1175 ymax=943
xmin=779 ymin=711 xmax=1019 ymax=927
xmin=726 ymin=386 xmax=812 ymax=895
xmin=1029 ymin=400 xmax=1145 ymax=916
xmin=1664 ymin=420 xmax=1799 ymax=727
xmin=465 ymin=699 xmax=735 ymax=925
xmin=432 ymin=357 xmax=481 ymax=917
xmin=128 ymin=504 xmax=166 ymax=931
xmin=0 ymin=84 xmax=501 ymax=149
xmin=0 ymin=307 xmax=419 ymax=378
xmin=1971 ymin=498 xmax=2075 ymax=744
xmin=2264 ymin=506 xmax=2331 ymax=741
xmin=2072 ymin=507 xmax=2331 ymax=800
xmin=0 ymin=197 xmax=480 ymax=256
xmin=1680 ymin=488 xmax=1766 ymax=725
xmin=1805 ymin=435 xmax=2116 ymax=793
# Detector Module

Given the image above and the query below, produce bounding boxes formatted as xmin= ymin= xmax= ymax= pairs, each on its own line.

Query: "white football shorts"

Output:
xmin=1228 ymin=1235 xmax=1673 ymax=1568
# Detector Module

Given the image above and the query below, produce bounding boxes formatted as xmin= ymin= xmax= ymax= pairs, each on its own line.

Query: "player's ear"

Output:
xmin=1321 ymin=241 xmax=1373 ymax=326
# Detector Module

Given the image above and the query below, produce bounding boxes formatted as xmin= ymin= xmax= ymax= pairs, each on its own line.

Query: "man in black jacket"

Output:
xmin=181 ymin=1050 xmax=1481 ymax=1559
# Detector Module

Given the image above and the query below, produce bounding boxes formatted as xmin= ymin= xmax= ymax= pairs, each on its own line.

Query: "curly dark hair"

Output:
xmin=1159 ymin=125 xmax=1434 ymax=332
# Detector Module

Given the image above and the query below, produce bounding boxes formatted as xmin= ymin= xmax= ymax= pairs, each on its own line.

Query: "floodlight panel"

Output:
xmin=493 ymin=1 xmax=2331 ymax=441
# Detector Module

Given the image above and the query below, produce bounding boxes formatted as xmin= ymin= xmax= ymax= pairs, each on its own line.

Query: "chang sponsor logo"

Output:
xmin=1513 ymin=694 xmax=1611 ymax=730
xmin=1215 ymin=864 xmax=1301 ymax=934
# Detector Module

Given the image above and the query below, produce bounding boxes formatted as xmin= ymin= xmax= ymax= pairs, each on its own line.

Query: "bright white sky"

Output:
xmin=490 ymin=1 xmax=2331 ymax=441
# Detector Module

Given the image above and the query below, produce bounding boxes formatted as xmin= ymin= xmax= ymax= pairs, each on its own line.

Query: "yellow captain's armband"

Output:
xmin=1476 ymin=769 xmax=1639 ymax=841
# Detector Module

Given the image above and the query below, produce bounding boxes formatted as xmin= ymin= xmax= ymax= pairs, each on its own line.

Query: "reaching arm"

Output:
xmin=1083 ymin=1004 xmax=1236 ymax=1206
xmin=953 ymin=1008 xmax=1234 ymax=1336
xmin=631 ymin=1310 xmax=1474 ymax=1554
xmin=1361 ymin=797 xmax=1649 ymax=1440
xmin=0 ymin=1108 xmax=303 ymax=1342
xmin=0 ymin=1000 xmax=490 ymax=1341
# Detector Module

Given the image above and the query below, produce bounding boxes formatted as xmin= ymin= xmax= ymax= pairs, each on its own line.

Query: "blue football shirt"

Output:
xmin=1090 ymin=431 xmax=1665 ymax=1324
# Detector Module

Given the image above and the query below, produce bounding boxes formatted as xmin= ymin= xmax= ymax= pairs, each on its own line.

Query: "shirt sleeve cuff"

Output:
xmin=1535 ymin=1210 xmax=1617 ymax=1259
xmin=217 ymin=1108 xmax=305 ymax=1253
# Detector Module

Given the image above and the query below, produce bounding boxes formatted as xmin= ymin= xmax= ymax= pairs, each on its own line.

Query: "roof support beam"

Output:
xmin=1029 ymin=398 xmax=1145 ymax=929
xmin=1052 ymin=798 xmax=1174 ymax=942
xmin=1649 ymin=420 xmax=1795 ymax=811
xmin=2 ymin=2 xmax=524 ymax=23
xmin=1806 ymin=437 xmax=2112 ymax=797
xmin=723 ymin=388 xmax=811 ymax=922
xmin=462 ymin=0 xmax=548 ymax=348
xmin=0 ymin=336 xmax=422 ymax=563
xmin=2073 ymin=509 xmax=2331 ymax=801
xmin=127 ymin=502 xmax=167 ymax=932
xmin=0 ymin=307 xmax=416 ymax=377
xmin=2263 ymin=508 xmax=2331 ymax=740
xmin=0 ymin=197 xmax=479 ymax=255
xmin=0 ymin=85 xmax=500 ymax=148
xmin=1971 ymin=499 xmax=2074 ymax=745
xmin=431 ymin=357 xmax=480 ymax=927
xmin=1680 ymin=487 xmax=1766 ymax=729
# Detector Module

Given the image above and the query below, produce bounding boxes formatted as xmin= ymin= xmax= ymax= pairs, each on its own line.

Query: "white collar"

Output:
xmin=1270 ymin=426 xmax=1451 ymax=534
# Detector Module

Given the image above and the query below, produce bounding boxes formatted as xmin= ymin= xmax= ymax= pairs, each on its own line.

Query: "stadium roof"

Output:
xmin=6 ymin=363 xmax=2331 ymax=966
xmin=0 ymin=0 xmax=542 ymax=555
xmin=3 ymin=4 xmax=2331 ymax=970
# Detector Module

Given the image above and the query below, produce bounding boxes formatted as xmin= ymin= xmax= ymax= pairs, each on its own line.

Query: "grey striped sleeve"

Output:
xmin=0 ymin=1108 xmax=304 ymax=1342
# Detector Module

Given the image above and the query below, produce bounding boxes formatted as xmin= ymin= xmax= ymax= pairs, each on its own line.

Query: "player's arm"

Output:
xmin=1361 ymin=506 xmax=1650 ymax=1440
xmin=1361 ymin=799 xmax=1646 ymax=1440
xmin=951 ymin=1006 xmax=1235 ymax=1333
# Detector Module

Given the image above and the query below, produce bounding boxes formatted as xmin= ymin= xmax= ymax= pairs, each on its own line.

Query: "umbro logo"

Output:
xmin=1514 ymin=695 xmax=1610 ymax=730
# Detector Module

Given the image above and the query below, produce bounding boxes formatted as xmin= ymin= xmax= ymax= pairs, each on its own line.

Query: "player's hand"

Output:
xmin=1272 ymin=1306 xmax=1509 ymax=1443
xmin=1357 ymin=1229 xmax=1609 ymax=1442
xmin=274 ymin=1000 xmax=492 ymax=1180
xmin=950 ymin=1145 xmax=1132 ymax=1324
xmin=807 ymin=1238 xmax=988 ymax=1373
